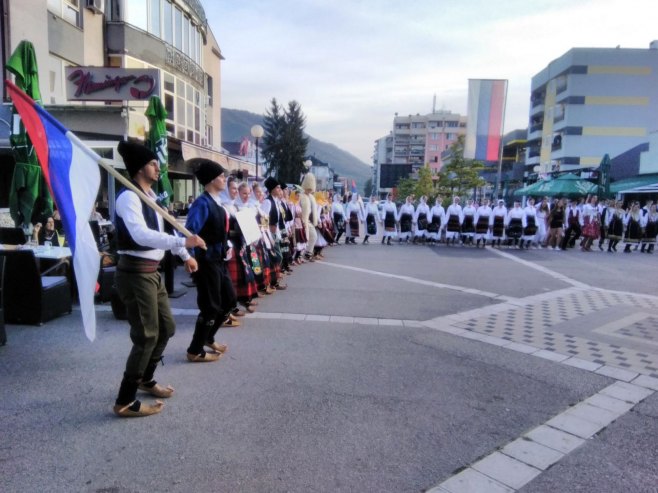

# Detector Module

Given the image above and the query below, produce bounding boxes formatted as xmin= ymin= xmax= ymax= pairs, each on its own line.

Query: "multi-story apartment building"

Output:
xmin=392 ymin=111 xmax=466 ymax=173
xmin=374 ymin=110 xmax=465 ymax=197
xmin=526 ymin=41 xmax=658 ymax=176
xmin=0 ymin=0 xmax=249 ymax=217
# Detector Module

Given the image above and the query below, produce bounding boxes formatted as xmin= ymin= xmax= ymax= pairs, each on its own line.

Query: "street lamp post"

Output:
xmin=250 ymin=124 xmax=264 ymax=180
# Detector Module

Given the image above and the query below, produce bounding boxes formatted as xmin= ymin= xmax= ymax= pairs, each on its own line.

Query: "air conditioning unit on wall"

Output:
xmin=86 ymin=0 xmax=104 ymax=15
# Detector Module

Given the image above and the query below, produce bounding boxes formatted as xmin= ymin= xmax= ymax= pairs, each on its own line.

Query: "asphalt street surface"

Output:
xmin=1 ymin=237 xmax=657 ymax=492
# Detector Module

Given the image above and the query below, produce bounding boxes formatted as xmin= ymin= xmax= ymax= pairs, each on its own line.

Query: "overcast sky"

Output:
xmin=205 ymin=0 xmax=656 ymax=164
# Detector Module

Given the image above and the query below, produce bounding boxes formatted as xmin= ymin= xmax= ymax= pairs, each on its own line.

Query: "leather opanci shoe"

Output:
xmin=186 ymin=351 xmax=221 ymax=362
xmin=205 ymin=342 xmax=228 ymax=354
xmin=113 ymin=399 xmax=164 ymax=417
xmin=138 ymin=381 xmax=174 ymax=398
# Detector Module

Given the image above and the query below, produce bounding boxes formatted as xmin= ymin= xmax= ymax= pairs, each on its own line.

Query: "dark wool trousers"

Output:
xmin=188 ymin=257 xmax=234 ymax=355
xmin=115 ymin=269 xmax=175 ymax=406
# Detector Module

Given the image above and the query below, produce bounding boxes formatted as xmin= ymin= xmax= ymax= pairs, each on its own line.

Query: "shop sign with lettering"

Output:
xmin=65 ymin=68 xmax=160 ymax=101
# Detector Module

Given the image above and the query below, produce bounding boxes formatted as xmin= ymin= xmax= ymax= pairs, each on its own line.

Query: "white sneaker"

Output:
xmin=557 ymin=247 xmax=562 ymax=251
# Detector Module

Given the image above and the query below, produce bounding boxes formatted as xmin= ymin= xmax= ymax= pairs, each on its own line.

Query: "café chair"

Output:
xmin=0 ymin=249 xmax=72 ymax=325
xmin=0 ymin=227 xmax=27 ymax=245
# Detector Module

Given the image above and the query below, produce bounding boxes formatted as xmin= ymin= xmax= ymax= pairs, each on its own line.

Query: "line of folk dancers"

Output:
xmin=329 ymin=193 xmax=658 ymax=254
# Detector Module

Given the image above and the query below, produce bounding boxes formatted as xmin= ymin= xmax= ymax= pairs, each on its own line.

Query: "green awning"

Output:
xmin=610 ymin=174 xmax=658 ymax=193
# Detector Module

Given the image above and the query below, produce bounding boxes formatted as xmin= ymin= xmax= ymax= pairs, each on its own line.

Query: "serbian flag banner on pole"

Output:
xmin=6 ymin=80 xmax=101 ymax=341
xmin=351 ymin=180 xmax=358 ymax=194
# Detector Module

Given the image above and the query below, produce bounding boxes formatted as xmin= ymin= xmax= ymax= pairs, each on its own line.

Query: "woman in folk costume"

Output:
xmin=412 ymin=196 xmax=430 ymax=244
xmin=623 ymin=202 xmax=643 ymax=253
xmin=380 ymin=193 xmax=398 ymax=245
xmin=474 ymin=198 xmax=492 ymax=248
xmin=604 ymin=200 xmax=624 ymax=252
xmin=535 ymin=198 xmax=550 ymax=247
xmin=521 ymin=198 xmax=539 ymax=249
xmin=445 ymin=196 xmax=463 ymax=246
xmin=363 ymin=195 xmax=379 ymax=244
xmin=505 ymin=200 xmax=525 ymax=248
xmin=396 ymin=196 xmax=415 ymax=243
xmin=252 ymin=183 xmax=276 ymax=296
xmin=345 ymin=193 xmax=364 ymax=244
xmin=331 ymin=192 xmax=347 ymax=244
xmin=640 ymin=203 xmax=657 ymax=253
xmin=313 ymin=200 xmax=329 ymax=258
xmin=318 ymin=202 xmax=336 ymax=247
xmin=490 ymin=199 xmax=508 ymax=247
xmin=290 ymin=188 xmax=308 ymax=263
xmin=427 ymin=196 xmax=445 ymax=245
xmin=299 ymin=172 xmax=319 ymax=260
xmin=460 ymin=199 xmax=477 ymax=246
xmin=579 ymin=195 xmax=600 ymax=252
xmin=222 ymin=177 xmax=257 ymax=319
xmin=279 ymin=185 xmax=295 ymax=272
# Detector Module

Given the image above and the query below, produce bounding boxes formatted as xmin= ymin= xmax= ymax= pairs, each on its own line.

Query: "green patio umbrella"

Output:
xmin=5 ymin=40 xmax=53 ymax=228
xmin=597 ymin=154 xmax=612 ymax=199
xmin=514 ymin=173 xmax=598 ymax=198
xmin=145 ymin=95 xmax=174 ymax=208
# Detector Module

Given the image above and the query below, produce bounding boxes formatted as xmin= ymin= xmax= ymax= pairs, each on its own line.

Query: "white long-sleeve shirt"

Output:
xmin=115 ymin=187 xmax=190 ymax=262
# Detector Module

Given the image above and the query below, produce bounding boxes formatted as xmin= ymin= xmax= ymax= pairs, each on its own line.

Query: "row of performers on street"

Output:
xmin=343 ymin=194 xmax=658 ymax=253
xmin=111 ymin=141 xmax=335 ymax=417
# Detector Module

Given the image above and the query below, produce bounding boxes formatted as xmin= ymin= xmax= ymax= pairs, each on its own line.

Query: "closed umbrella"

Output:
xmin=598 ymin=154 xmax=612 ymax=199
xmin=514 ymin=173 xmax=598 ymax=198
xmin=145 ymin=95 xmax=173 ymax=207
xmin=5 ymin=40 xmax=53 ymax=229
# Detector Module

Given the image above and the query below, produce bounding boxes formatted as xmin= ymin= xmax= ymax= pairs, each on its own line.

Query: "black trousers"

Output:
xmin=188 ymin=257 xmax=235 ymax=355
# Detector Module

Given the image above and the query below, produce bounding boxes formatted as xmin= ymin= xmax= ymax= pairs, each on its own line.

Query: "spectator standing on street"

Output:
xmin=112 ymin=140 xmax=204 ymax=418
xmin=546 ymin=198 xmax=565 ymax=250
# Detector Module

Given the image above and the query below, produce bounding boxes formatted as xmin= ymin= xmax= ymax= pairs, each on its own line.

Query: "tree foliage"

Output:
xmin=261 ymin=98 xmax=309 ymax=185
xmin=435 ymin=135 xmax=486 ymax=200
xmin=363 ymin=177 xmax=374 ymax=197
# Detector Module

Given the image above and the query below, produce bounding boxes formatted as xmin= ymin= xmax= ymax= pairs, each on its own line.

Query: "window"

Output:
xmin=163 ymin=1 xmax=173 ymax=44
xmin=47 ymin=0 xmax=82 ymax=27
xmin=182 ymin=15 xmax=189 ymax=55
xmin=148 ymin=0 xmax=161 ymax=37
xmin=174 ymin=6 xmax=182 ymax=50
xmin=125 ymin=0 xmax=147 ymax=31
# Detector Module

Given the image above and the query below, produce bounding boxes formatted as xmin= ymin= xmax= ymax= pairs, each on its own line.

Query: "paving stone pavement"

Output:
xmin=427 ymin=287 xmax=658 ymax=379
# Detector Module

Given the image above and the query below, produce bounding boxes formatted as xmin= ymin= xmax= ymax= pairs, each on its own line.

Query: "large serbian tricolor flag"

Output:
xmin=6 ymin=79 xmax=101 ymax=341
xmin=464 ymin=79 xmax=508 ymax=162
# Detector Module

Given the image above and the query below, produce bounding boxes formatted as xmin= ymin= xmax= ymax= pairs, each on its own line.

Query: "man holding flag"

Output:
xmin=113 ymin=140 xmax=205 ymax=418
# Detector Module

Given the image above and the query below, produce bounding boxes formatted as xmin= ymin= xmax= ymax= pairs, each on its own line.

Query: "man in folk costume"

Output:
xmin=345 ymin=192 xmax=364 ymax=244
xmin=474 ymin=198 xmax=492 ymax=248
xmin=427 ymin=196 xmax=445 ymax=245
xmin=460 ymin=199 xmax=477 ymax=246
xmin=505 ymin=200 xmax=525 ymax=248
xmin=380 ymin=193 xmax=398 ymax=245
xmin=300 ymin=172 xmax=319 ymax=259
xmin=561 ymin=199 xmax=582 ymax=250
xmin=623 ymin=202 xmax=643 ymax=253
xmin=579 ymin=195 xmax=600 ymax=252
xmin=412 ymin=196 xmax=430 ymax=244
xmin=640 ymin=203 xmax=657 ymax=253
xmin=278 ymin=184 xmax=295 ymax=272
xmin=113 ymin=140 xmax=205 ymax=418
xmin=184 ymin=159 xmax=235 ymax=363
xmin=521 ymin=197 xmax=539 ymax=249
xmin=262 ymin=177 xmax=287 ymax=287
xmin=597 ymin=198 xmax=610 ymax=251
xmin=363 ymin=195 xmax=379 ymax=244
xmin=490 ymin=199 xmax=507 ymax=247
xmin=445 ymin=196 xmax=463 ymax=246
xmin=604 ymin=200 xmax=624 ymax=252
xmin=331 ymin=193 xmax=346 ymax=244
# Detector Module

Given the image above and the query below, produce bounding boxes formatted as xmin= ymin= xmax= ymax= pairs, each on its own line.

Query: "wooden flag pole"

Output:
xmin=97 ymin=157 xmax=192 ymax=237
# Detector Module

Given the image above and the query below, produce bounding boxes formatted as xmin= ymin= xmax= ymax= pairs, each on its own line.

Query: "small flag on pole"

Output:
xmin=6 ymin=79 xmax=101 ymax=341
xmin=351 ymin=180 xmax=357 ymax=194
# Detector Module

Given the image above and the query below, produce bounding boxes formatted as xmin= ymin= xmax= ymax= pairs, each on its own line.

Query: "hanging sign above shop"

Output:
xmin=65 ymin=67 xmax=160 ymax=101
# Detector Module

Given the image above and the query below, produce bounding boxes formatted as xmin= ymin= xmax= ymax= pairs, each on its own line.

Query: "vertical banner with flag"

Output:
xmin=464 ymin=79 xmax=508 ymax=161
xmin=6 ymin=80 xmax=101 ymax=341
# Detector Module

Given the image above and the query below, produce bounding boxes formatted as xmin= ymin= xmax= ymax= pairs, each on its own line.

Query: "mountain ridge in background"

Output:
xmin=221 ymin=108 xmax=372 ymax=189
